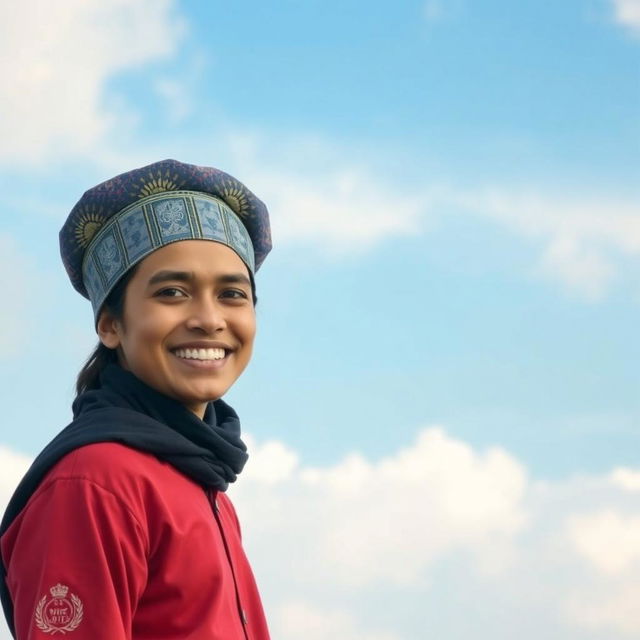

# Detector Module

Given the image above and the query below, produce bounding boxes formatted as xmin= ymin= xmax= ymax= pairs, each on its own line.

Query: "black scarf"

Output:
xmin=0 ymin=363 xmax=248 ymax=636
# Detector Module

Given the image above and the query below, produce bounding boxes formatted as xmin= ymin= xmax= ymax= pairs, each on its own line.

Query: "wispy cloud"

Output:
xmin=451 ymin=188 xmax=640 ymax=300
xmin=611 ymin=0 xmax=640 ymax=34
xmin=231 ymin=132 xmax=639 ymax=301
xmin=224 ymin=131 xmax=436 ymax=255
xmin=252 ymin=167 xmax=431 ymax=256
xmin=0 ymin=0 xmax=185 ymax=164
xmin=423 ymin=0 xmax=444 ymax=22
xmin=423 ymin=0 xmax=463 ymax=23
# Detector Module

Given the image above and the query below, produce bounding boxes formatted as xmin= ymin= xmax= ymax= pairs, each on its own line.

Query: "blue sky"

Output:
xmin=0 ymin=1 xmax=638 ymax=638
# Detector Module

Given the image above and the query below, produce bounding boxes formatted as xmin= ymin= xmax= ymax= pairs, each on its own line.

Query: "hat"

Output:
xmin=60 ymin=159 xmax=271 ymax=320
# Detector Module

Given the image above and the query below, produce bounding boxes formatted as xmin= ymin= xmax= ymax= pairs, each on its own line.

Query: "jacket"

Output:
xmin=0 ymin=442 xmax=270 ymax=639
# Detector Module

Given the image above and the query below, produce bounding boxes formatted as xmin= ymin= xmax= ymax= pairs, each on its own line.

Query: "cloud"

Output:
xmin=611 ymin=0 xmax=640 ymax=34
xmin=248 ymin=166 xmax=431 ymax=256
xmin=236 ymin=427 xmax=528 ymax=589
xmin=567 ymin=584 xmax=640 ymax=635
xmin=610 ymin=467 xmax=640 ymax=491
xmin=450 ymin=188 xmax=640 ymax=300
xmin=0 ymin=446 xmax=30 ymax=640
xmin=0 ymin=446 xmax=31 ymax=514
xmin=423 ymin=0 xmax=464 ymax=23
xmin=566 ymin=510 xmax=640 ymax=575
xmin=154 ymin=78 xmax=193 ymax=124
xmin=0 ymin=0 xmax=185 ymax=164
xmin=229 ymin=430 xmax=640 ymax=639
xmin=217 ymin=131 xmax=432 ymax=255
xmin=225 ymin=131 xmax=639 ymax=301
xmin=273 ymin=601 xmax=401 ymax=640
xmin=1 ymin=428 xmax=639 ymax=638
xmin=423 ymin=0 xmax=444 ymax=22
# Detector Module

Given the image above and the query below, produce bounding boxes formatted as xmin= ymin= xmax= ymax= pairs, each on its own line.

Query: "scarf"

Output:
xmin=0 ymin=363 xmax=248 ymax=636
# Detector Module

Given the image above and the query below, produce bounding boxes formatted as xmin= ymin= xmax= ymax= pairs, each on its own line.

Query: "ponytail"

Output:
xmin=75 ymin=343 xmax=118 ymax=395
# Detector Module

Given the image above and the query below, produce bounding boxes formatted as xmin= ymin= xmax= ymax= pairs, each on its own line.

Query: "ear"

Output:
xmin=96 ymin=309 xmax=122 ymax=349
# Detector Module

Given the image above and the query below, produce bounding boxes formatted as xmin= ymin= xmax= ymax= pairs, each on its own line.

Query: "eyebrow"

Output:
xmin=147 ymin=270 xmax=251 ymax=287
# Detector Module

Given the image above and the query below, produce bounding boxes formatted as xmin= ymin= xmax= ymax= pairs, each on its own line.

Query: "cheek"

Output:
xmin=241 ymin=315 xmax=257 ymax=345
xmin=122 ymin=309 xmax=172 ymax=357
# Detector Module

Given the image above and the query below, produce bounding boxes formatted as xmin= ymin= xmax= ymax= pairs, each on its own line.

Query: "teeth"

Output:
xmin=174 ymin=347 xmax=226 ymax=361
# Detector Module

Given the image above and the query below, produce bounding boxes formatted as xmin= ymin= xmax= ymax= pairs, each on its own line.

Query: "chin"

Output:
xmin=179 ymin=386 xmax=228 ymax=407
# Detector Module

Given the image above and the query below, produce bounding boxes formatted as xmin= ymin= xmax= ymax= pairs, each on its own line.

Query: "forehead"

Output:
xmin=133 ymin=240 xmax=250 ymax=279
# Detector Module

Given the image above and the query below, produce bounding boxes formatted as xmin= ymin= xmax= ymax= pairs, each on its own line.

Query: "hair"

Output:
xmin=75 ymin=267 xmax=137 ymax=397
xmin=75 ymin=262 xmax=258 ymax=397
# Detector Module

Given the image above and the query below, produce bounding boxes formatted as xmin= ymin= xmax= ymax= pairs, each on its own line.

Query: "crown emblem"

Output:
xmin=36 ymin=583 xmax=83 ymax=633
xmin=49 ymin=583 xmax=69 ymax=598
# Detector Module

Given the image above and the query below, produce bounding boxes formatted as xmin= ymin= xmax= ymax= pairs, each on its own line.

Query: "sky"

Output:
xmin=0 ymin=0 xmax=638 ymax=638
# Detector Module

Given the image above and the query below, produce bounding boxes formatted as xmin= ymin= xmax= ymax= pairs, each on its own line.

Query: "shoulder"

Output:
xmin=47 ymin=442 xmax=163 ymax=486
xmin=38 ymin=443 xmax=202 ymax=510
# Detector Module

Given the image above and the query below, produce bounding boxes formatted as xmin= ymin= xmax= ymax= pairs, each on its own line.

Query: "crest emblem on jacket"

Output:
xmin=34 ymin=583 xmax=83 ymax=634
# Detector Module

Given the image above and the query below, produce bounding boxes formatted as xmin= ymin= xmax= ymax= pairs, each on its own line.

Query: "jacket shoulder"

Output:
xmin=38 ymin=442 xmax=203 ymax=513
xmin=46 ymin=442 xmax=164 ymax=486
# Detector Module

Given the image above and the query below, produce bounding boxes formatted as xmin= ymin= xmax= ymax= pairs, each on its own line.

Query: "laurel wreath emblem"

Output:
xmin=35 ymin=594 xmax=83 ymax=634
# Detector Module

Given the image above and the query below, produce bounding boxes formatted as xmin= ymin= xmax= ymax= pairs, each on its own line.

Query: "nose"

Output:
xmin=184 ymin=295 xmax=226 ymax=334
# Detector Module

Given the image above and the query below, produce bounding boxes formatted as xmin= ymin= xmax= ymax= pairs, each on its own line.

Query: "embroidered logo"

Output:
xmin=156 ymin=199 xmax=187 ymax=235
xmin=35 ymin=583 xmax=83 ymax=634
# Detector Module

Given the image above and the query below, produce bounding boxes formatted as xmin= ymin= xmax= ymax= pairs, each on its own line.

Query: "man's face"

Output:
xmin=98 ymin=240 xmax=256 ymax=417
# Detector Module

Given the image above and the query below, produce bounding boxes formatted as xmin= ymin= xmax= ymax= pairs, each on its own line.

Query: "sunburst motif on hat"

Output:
xmin=74 ymin=208 xmax=105 ymax=249
xmin=135 ymin=170 xmax=181 ymax=198
xmin=219 ymin=179 xmax=250 ymax=217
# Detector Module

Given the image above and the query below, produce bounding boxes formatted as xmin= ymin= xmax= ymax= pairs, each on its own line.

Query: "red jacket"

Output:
xmin=1 ymin=442 xmax=270 ymax=639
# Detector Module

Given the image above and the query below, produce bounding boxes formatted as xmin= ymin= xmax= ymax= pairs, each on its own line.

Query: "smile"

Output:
xmin=172 ymin=347 xmax=227 ymax=361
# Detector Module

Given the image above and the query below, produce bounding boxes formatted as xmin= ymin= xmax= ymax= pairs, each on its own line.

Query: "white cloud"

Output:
xmin=220 ymin=131 xmax=435 ymax=255
xmin=567 ymin=584 xmax=640 ymax=635
xmin=451 ymin=188 xmax=640 ymax=300
xmin=228 ymin=432 xmax=640 ymax=639
xmin=0 ymin=446 xmax=32 ymax=514
xmin=250 ymin=167 xmax=430 ymax=255
xmin=565 ymin=510 xmax=640 ymax=575
xmin=224 ymin=131 xmax=639 ymax=300
xmin=1 ymin=430 xmax=640 ymax=638
xmin=235 ymin=427 xmax=528 ymax=589
xmin=610 ymin=467 xmax=640 ymax=491
xmin=273 ymin=601 xmax=402 ymax=640
xmin=242 ymin=435 xmax=300 ymax=485
xmin=612 ymin=0 xmax=640 ymax=34
xmin=0 ymin=0 xmax=185 ymax=164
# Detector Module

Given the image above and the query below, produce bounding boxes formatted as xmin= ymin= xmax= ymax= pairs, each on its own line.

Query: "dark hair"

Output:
xmin=75 ymin=267 xmax=137 ymax=396
xmin=75 ymin=264 xmax=258 ymax=397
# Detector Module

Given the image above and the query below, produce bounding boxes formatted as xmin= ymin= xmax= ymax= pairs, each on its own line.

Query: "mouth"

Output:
xmin=172 ymin=347 xmax=228 ymax=362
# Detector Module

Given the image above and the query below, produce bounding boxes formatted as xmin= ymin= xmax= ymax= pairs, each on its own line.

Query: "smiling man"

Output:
xmin=0 ymin=160 xmax=272 ymax=640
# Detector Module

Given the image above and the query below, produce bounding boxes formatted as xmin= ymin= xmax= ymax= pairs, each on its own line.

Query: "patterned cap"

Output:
xmin=60 ymin=159 xmax=271 ymax=320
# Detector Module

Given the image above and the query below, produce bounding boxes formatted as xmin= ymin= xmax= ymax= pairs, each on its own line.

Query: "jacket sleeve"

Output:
xmin=3 ymin=477 xmax=148 ymax=640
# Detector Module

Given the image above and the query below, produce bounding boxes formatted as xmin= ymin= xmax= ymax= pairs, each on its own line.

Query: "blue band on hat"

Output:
xmin=82 ymin=190 xmax=255 ymax=320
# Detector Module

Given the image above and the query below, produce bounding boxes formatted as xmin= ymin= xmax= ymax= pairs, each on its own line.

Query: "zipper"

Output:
xmin=208 ymin=489 xmax=250 ymax=640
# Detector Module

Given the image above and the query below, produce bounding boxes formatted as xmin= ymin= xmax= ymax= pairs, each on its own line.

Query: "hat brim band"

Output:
xmin=82 ymin=190 xmax=255 ymax=322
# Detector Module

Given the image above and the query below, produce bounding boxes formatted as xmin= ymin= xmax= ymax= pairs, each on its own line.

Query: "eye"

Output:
xmin=155 ymin=287 xmax=187 ymax=298
xmin=220 ymin=288 xmax=249 ymax=300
